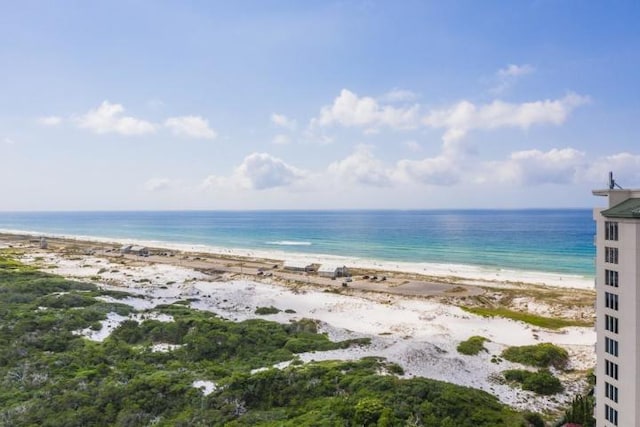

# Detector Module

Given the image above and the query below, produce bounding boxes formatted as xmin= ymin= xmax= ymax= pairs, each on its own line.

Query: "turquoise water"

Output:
xmin=0 ymin=210 xmax=595 ymax=276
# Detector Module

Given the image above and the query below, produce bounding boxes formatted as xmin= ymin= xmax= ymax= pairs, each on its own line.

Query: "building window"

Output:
xmin=605 ymin=247 xmax=619 ymax=264
xmin=605 ymin=269 xmax=619 ymax=287
xmin=605 ymin=292 xmax=619 ymax=310
xmin=605 ymin=314 xmax=619 ymax=334
xmin=605 ymin=221 xmax=619 ymax=241
xmin=605 ymin=404 xmax=618 ymax=425
xmin=605 ymin=337 xmax=619 ymax=357
xmin=605 ymin=382 xmax=619 ymax=403
xmin=605 ymin=359 xmax=619 ymax=380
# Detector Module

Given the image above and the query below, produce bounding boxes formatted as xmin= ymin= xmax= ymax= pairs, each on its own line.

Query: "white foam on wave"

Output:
xmin=265 ymin=240 xmax=312 ymax=246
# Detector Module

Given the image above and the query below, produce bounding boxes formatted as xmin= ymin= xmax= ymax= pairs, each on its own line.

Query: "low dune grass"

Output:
xmin=460 ymin=306 xmax=592 ymax=330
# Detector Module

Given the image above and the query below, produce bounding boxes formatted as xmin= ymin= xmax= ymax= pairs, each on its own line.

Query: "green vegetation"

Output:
xmin=0 ymin=254 xmax=540 ymax=426
xmin=460 ymin=306 xmax=592 ymax=329
xmin=457 ymin=336 xmax=489 ymax=355
xmin=255 ymin=306 xmax=281 ymax=315
xmin=503 ymin=369 xmax=563 ymax=395
xmin=561 ymin=393 xmax=595 ymax=427
xmin=501 ymin=343 xmax=569 ymax=370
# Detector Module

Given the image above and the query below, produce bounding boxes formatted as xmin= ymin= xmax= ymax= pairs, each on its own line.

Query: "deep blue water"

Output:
xmin=0 ymin=210 xmax=595 ymax=276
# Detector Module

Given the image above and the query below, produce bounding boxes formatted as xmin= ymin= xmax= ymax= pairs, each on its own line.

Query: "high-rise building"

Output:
xmin=593 ymin=181 xmax=640 ymax=427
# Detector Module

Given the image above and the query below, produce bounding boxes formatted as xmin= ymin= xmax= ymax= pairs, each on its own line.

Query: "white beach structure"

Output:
xmin=130 ymin=245 xmax=150 ymax=256
xmin=317 ymin=263 xmax=349 ymax=279
xmin=593 ymin=177 xmax=640 ymax=427
xmin=120 ymin=244 xmax=149 ymax=256
xmin=282 ymin=259 xmax=314 ymax=272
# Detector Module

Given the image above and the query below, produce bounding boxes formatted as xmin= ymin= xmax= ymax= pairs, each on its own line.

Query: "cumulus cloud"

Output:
xmin=396 ymin=155 xmax=461 ymax=186
xmin=165 ymin=115 xmax=217 ymax=139
xmin=582 ymin=152 xmax=640 ymax=185
xmin=235 ymin=153 xmax=305 ymax=189
xmin=203 ymin=153 xmax=305 ymax=191
xmin=38 ymin=116 xmax=62 ymax=126
xmin=325 ymin=144 xmax=467 ymax=188
xmin=423 ymin=93 xmax=589 ymax=143
xmin=312 ymin=89 xmax=419 ymax=130
xmin=75 ymin=101 xmax=156 ymax=135
xmin=143 ymin=178 xmax=172 ymax=192
xmin=483 ymin=148 xmax=586 ymax=185
xmin=327 ymin=145 xmax=393 ymax=187
xmin=271 ymin=113 xmax=297 ymax=130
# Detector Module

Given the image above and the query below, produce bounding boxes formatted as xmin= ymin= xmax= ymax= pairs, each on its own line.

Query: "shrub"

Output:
xmin=503 ymin=369 xmax=563 ymax=395
xmin=501 ymin=343 xmax=569 ymax=370
xmin=457 ymin=336 xmax=488 ymax=355
xmin=255 ymin=306 xmax=281 ymax=315
xmin=38 ymin=293 xmax=97 ymax=309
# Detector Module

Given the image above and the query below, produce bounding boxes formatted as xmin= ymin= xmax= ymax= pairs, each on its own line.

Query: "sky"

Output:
xmin=1 ymin=1 xmax=639 ymax=210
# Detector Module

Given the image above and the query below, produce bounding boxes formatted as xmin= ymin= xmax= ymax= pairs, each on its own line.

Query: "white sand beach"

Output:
xmin=1 ymin=228 xmax=594 ymax=289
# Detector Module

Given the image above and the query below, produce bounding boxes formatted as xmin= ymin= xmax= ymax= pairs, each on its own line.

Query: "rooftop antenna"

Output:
xmin=609 ymin=171 xmax=623 ymax=190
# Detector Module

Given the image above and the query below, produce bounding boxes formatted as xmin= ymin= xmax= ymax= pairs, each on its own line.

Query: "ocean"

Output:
xmin=0 ymin=210 xmax=595 ymax=277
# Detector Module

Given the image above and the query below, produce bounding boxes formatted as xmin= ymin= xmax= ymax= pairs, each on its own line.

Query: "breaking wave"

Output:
xmin=265 ymin=240 xmax=312 ymax=246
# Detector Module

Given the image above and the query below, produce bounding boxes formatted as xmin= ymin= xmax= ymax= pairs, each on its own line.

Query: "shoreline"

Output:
xmin=0 ymin=228 xmax=594 ymax=290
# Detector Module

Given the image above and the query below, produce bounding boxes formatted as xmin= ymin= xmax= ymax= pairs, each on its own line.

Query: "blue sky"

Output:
xmin=1 ymin=1 xmax=639 ymax=210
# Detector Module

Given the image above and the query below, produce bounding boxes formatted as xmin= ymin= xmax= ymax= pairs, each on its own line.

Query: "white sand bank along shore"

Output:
xmin=7 ymin=234 xmax=596 ymax=416
xmin=0 ymin=228 xmax=593 ymax=289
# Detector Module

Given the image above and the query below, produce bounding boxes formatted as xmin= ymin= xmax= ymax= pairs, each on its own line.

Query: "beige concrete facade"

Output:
xmin=593 ymin=188 xmax=640 ymax=427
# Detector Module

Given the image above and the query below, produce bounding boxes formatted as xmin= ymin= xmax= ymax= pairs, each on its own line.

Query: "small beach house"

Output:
xmin=283 ymin=260 xmax=314 ymax=272
xmin=130 ymin=246 xmax=150 ymax=256
xmin=318 ymin=264 xmax=349 ymax=279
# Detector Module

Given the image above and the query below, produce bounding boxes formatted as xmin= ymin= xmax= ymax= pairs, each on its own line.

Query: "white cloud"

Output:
xmin=327 ymin=145 xmax=393 ymax=187
xmin=312 ymin=89 xmax=419 ymax=130
xmin=3 ymin=137 xmax=16 ymax=145
xmin=270 ymin=113 xmax=297 ymax=130
xmin=326 ymin=144 xmax=466 ymax=188
xmin=582 ymin=152 xmax=640 ymax=185
xmin=498 ymin=64 xmax=535 ymax=77
xmin=379 ymin=88 xmax=418 ymax=103
xmin=491 ymin=64 xmax=536 ymax=94
xmin=203 ymin=153 xmax=305 ymax=191
xmin=396 ymin=155 xmax=461 ymax=186
xmin=236 ymin=153 xmax=304 ymax=189
xmin=165 ymin=115 xmax=217 ymax=139
xmin=424 ymin=93 xmax=590 ymax=143
xmin=143 ymin=178 xmax=172 ymax=192
xmin=75 ymin=101 xmax=156 ymax=136
xmin=485 ymin=148 xmax=586 ymax=185
xmin=272 ymin=134 xmax=291 ymax=145
xmin=38 ymin=116 xmax=62 ymax=126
